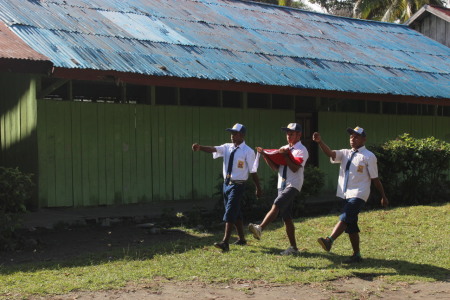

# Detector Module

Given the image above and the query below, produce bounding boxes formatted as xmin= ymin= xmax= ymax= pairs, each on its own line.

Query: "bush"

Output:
xmin=368 ymin=134 xmax=450 ymax=207
xmin=0 ymin=167 xmax=33 ymax=251
xmin=214 ymin=165 xmax=326 ymax=221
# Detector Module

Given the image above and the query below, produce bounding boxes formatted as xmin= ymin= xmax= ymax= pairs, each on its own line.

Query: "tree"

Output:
xmin=310 ymin=0 xmax=445 ymax=22
xmin=353 ymin=0 xmax=445 ymax=22
xmin=309 ymin=0 xmax=354 ymax=16
xmin=250 ymin=0 xmax=308 ymax=9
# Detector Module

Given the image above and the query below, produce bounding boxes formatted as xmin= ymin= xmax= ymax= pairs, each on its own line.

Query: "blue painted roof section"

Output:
xmin=0 ymin=0 xmax=449 ymax=99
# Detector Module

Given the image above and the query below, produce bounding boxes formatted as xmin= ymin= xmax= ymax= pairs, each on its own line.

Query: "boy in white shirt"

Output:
xmin=192 ymin=123 xmax=261 ymax=252
xmin=313 ymin=126 xmax=388 ymax=263
xmin=249 ymin=123 xmax=308 ymax=256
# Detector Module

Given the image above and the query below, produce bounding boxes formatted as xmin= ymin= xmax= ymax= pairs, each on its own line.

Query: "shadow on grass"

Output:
xmin=0 ymin=228 xmax=222 ymax=275
xmin=0 ymin=217 xmax=291 ymax=276
xmin=288 ymin=252 xmax=449 ymax=281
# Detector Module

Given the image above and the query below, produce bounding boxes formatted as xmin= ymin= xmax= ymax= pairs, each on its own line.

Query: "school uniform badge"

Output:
xmin=237 ymin=160 xmax=244 ymax=168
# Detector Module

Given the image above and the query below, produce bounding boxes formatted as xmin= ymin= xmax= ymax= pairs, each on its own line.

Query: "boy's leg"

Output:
xmin=330 ymin=220 xmax=347 ymax=240
xmin=234 ymin=219 xmax=246 ymax=241
xmin=284 ymin=218 xmax=297 ymax=250
xmin=222 ymin=222 xmax=233 ymax=244
xmin=260 ymin=205 xmax=279 ymax=229
xmin=349 ymin=232 xmax=360 ymax=254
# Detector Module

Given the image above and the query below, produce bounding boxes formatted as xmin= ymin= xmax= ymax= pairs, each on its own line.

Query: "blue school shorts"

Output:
xmin=339 ymin=197 xmax=365 ymax=234
xmin=222 ymin=182 xmax=245 ymax=222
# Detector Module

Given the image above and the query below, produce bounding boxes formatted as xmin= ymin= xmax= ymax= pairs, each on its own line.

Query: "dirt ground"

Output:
xmin=27 ymin=278 xmax=450 ymax=300
xmin=2 ymin=223 xmax=449 ymax=300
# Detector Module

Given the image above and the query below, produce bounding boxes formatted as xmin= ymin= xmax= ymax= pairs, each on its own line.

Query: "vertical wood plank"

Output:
xmin=113 ymin=104 xmax=123 ymax=204
xmin=63 ymin=102 xmax=74 ymax=207
xmin=144 ymin=105 xmax=153 ymax=201
xmin=182 ymin=107 xmax=193 ymax=200
xmin=164 ymin=106 xmax=174 ymax=201
xmin=45 ymin=101 xmax=57 ymax=207
xmin=37 ymin=100 xmax=49 ymax=207
xmin=104 ymin=104 xmax=116 ymax=205
xmin=97 ymin=103 xmax=107 ymax=205
xmin=135 ymin=104 xmax=146 ymax=202
xmin=171 ymin=106 xmax=181 ymax=200
xmin=71 ymin=102 xmax=83 ymax=207
xmin=54 ymin=102 xmax=68 ymax=206
xmin=128 ymin=104 xmax=138 ymax=204
xmin=89 ymin=103 xmax=100 ymax=206
xmin=151 ymin=106 xmax=161 ymax=201
xmin=122 ymin=104 xmax=132 ymax=204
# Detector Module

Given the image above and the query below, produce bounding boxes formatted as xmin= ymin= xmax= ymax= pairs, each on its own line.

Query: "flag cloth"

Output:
xmin=251 ymin=149 xmax=303 ymax=173
xmin=263 ymin=149 xmax=303 ymax=166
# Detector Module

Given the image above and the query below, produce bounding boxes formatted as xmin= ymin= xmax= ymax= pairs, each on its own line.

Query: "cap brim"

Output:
xmin=226 ymin=128 xmax=245 ymax=133
xmin=346 ymin=127 xmax=355 ymax=135
xmin=281 ymin=127 xmax=300 ymax=132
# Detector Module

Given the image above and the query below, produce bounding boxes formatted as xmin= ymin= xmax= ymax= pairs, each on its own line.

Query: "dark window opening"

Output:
xmin=41 ymin=78 xmax=68 ymax=100
xmin=366 ymin=101 xmax=380 ymax=114
xmin=180 ymin=88 xmax=219 ymax=106
xmin=127 ymin=84 xmax=147 ymax=104
xmin=222 ymin=91 xmax=242 ymax=108
xmin=441 ymin=106 xmax=450 ymax=117
xmin=383 ymin=102 xmax=397 ymax=114
xmin=397 ymin=103 xmax=421 ymax=115
xmin=341 ymin=99 xmax=365 ymax=112
xmin=295 ymin=96 xmax=315 ymax=112
xmin=419 ymin=104 xmax=437 ymax=116
xmin=248 ymin=93 xmax=270 ymax=108
xmin=155 ymin=86 xmax=177 ymax=105
xmin=272 ymin=94 xmax=293 ymax=109
xmin=72 ymin=80 xmax=120 ymax=102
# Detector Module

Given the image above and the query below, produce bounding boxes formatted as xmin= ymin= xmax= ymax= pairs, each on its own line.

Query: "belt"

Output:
xmin=226 ymin=180 xmax=246 ymax=185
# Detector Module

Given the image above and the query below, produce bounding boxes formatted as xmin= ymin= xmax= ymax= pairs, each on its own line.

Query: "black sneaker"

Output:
xmin=232 ymin=239 xmax=247 ymax=246
xmin=344 ymin=255 xmax=363 ymax=264
xmin=317 ymin=237 xmax=332 ymax=252
xmin=214 ymin=241 xmax=229 ymax=252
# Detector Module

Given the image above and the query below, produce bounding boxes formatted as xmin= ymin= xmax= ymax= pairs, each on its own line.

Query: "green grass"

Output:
xmin=1 ymin=204 xmax=449 ymax=298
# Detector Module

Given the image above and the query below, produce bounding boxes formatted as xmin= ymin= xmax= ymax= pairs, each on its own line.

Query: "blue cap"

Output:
xmin=281 ymin=123 xmax=302 ymax=132
xmin=347 ymin=126 xmax=366 ymax=137
xmin=226 ymin=123 xmax=246 ymax=134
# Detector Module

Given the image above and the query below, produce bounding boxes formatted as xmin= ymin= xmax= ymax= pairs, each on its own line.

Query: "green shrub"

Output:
xmin=368 ymin=134 xmax=450 ymax=207
xmin=0 ymin=167 xmax=34 ymax=251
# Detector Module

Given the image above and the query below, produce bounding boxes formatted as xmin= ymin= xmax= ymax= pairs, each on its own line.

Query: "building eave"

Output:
xmin=52 ymin=67 xmax=450 ymax=106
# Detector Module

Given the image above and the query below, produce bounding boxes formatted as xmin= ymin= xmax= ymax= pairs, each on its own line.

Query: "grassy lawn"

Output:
xmin=1 ymin=203 xmax=449 ymax=298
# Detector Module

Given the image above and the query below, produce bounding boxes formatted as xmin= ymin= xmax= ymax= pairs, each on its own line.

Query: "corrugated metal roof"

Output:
xmin=0 ymin=20 xmax=49 ymax=61
xmin=0 ymin=0 xmax=449 ymax=99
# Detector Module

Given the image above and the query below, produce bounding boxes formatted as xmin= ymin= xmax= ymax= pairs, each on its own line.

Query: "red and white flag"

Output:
xmin=252 ymin=149 xmax=303 ymax=172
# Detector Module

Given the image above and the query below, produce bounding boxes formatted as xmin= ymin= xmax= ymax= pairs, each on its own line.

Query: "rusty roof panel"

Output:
xmin=0 ymin=0 xmax=449 ymax=99
xmin=0 ymin=20 xmax=49 ymax=61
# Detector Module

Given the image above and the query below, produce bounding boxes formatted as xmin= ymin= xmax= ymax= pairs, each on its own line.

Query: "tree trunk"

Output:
xmin=352 ymin=0 xmax=363 ymax=18
xmin=278 ymin=0 xmax=292 ymax=6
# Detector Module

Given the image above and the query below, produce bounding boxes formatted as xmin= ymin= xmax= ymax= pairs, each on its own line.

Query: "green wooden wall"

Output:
xmin=0 ymin=72 xmax=39 ymax=206
xmin=318 ymin=111 xmax=450 ymax=192
xmin=37 ymin=100 xmax=293 ymax=207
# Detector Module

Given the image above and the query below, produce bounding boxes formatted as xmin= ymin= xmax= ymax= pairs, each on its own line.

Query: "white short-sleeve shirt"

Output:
xmin=331 ymin=146 xmax=378 ymax=201
xmin=277 ymin=141 xmax=309 ymax=192
xmin=213 ymin=141 xmax=256 ymax=181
